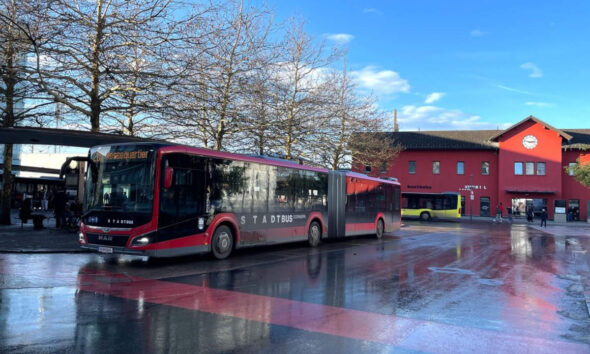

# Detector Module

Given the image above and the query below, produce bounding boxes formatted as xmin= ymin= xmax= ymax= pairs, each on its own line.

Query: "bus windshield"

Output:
xmin=85 ymin=145 xmax=156 ymax=214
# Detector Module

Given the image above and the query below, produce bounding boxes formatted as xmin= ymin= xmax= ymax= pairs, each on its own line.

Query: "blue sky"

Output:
xmin=265 ymin=0 xmax=590 ymax=131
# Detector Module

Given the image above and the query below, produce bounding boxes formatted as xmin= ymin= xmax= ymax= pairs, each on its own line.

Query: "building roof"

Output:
xmin=562 ymin=129 xmax=590 ymax=150
xmin=386 ymin=130 xmax=501 ymax=150
xmin=489 ymin=115 xmax=572 ymax=142
xmin=386 ymin=118 xmax=590 ymax=151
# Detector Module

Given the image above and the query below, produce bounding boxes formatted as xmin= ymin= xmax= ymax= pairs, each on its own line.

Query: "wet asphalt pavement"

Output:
xmin=1 ymin=222 xmax=590 ymax=353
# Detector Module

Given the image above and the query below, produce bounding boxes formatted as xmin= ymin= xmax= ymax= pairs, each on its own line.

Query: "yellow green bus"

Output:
xmin=401 ymin=192 xmax=461 ymax=221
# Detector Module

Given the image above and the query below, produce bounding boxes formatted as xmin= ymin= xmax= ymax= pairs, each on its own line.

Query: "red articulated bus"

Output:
xmin=78 ymin=143 xmax=401 ymax=259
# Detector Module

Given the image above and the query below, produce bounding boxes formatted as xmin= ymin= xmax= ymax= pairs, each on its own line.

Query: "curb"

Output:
xmin=0 ymin=248 xmax=90 ymax=254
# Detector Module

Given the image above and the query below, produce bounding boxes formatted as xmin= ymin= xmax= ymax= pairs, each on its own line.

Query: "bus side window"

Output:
xmin=346 ymin=178 xmax=355 ymax=213
xmin=443 ymin=197 xmax=453 ymax=209
xmin=252 ymin=165 xmax=269 ymax=213
xmin=434 ymin=198 xmax=443 ymax=210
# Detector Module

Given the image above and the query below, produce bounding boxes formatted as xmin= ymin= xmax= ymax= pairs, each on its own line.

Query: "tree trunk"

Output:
xmin=214 ymin=120 xmax=224 ymax=151
xmin=90 ymin=0 xmax=104 ymax=133
xmin=1 ymin=144 xmax=14 ymax=225
xmin=1 ymin=52 xmax=16 ymax=225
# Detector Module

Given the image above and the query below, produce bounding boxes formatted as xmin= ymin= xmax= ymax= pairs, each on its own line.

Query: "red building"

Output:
xmin=359 ymin=116 xmax=590 ymax=221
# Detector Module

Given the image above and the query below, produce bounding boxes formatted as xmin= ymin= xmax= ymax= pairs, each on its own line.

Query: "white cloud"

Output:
xmin=525 ymin=101 xmax=555 ymax=108
xmin=363 ymin=8 xmax=382 ymax=15
xmin=325 ymin=33 xmax=354 ymax=44
xmin=470 ymin=29 xmax=486 ymax=37
xmin=396 ymin=105 xmax=511 ymax=131
xmin=350 ymin=66 xmax=410 ymax=95
xmin=425 ymin=92 xmax=445 ymax=104
xmin=270 ymin=62 xmax=331 ymax=90
xmin=520 ymin=62 xmax=543 ymax=78
xmin=496 ymin=84 xmax=532 ymax=95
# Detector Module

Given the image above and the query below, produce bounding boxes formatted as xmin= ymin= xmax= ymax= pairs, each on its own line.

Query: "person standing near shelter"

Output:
xmin=41 ymin=189 xmax=48 ymax=211
xmin=54 ymin=189 xmax=67 ymax=228
xmin=540 ymin=208 xmax=547 ymax=227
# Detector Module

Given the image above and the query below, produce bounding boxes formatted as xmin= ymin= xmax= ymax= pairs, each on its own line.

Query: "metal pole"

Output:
xmin=470 ymin=174 xmax=473 ymax=221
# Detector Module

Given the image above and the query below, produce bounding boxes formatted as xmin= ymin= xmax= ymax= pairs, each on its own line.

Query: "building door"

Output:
xmin=568 ymin=199 xmax=579 ymax=221
xmin=480 ymin=197 xmax=490 ymax=217
xmin=511 ymin=198 xmax=528 ymax=218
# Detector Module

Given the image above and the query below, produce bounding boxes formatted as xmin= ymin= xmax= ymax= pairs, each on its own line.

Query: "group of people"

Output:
xmin=495 ymin=202 xmax=548 ymax=227
xmin=19 ymin=187 xmax=82 ymax=229
xmin=53 ymin=190 xmax=82 ymax=229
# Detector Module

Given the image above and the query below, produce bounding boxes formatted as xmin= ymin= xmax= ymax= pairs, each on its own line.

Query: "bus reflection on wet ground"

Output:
xmin=1 ymin=222 xmax=589 ymax=353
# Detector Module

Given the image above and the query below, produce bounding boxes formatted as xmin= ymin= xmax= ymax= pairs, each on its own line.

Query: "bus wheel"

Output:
xmin=420 ymin=212 xmax=431 ymax=221
xmin=211 ymin=225 xmax=233 ymax=259
xmin=308 ymin=221 xmax=321 ymax=247
xmin=376 ymin=219 xmax=384 ymax=239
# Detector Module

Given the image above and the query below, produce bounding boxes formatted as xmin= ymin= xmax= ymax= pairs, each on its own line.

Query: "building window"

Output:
xmin=457 ymin=161 xmax=464 ymax=175
xmin=537 ymin=162 xmax=546 ymax=176
xmin=514 ymin=162 xmax=523 ymax=175
xmin=408 ymin=161 xmax=416 ymax=174
xmin=365 ymin=165 xmax=372 ymax=173
xmin=481 ymin=162 xmax=490 ymax=175
xmin=568 ymin=162 xmax=577 ymax=176
xmin=379 ymin=162 xmax=387 ymax=174
xmin=433 ymin=161 xmax=440 ymax=175
xmin=525 ymin=162 xmax=535 ymax=175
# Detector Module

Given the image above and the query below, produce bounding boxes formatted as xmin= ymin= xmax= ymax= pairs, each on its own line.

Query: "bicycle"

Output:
xmin=64 ymin=213 xmax=81 ymax=232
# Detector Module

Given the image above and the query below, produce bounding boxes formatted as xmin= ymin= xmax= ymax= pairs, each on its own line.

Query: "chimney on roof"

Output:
xmin=393 ymin=109 xmax=399 ymax=132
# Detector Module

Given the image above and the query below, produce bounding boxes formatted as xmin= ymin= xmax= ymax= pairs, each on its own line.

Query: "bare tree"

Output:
xmin=170 ymin=0 xmax=273 ymax=151
xmin=239 ymin=67 xmax=277 ymax=155
xmin=273 ymin=19 xmax=341 ymax=160
xmin=104 ymin=1 xmax=206 ymax=138
xmin=0 ymin=0 xmax=52 ymax=224
xmin=33 ymin=0 xmax=187 ymax=133
xmin=308 ymin=63 xmax=401 ymax=171
xmin=349 ymin=131 xmax=403 ymax=175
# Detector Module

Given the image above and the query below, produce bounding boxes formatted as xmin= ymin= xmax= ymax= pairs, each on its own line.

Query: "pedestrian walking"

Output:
xmin=540 ymin=208 xmax=547 ymax=227
xmin=495 ymin=203 xmax=503 ymax=223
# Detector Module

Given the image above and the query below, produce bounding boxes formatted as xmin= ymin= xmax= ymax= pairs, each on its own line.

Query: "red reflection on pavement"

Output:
xmin=77 ymin=269 xmax=585 ymax=353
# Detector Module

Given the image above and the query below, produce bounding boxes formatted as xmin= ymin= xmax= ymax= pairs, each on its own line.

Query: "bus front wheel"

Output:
xmin=376 ymin=219 xmax=384 ymax=239
xmin=420 ymin=212 xmax=431 ymax=221
xmin=211 ymin=225 xmax=233 ymax=259
xmin=308 ymin=221 xmax=321 ymax=247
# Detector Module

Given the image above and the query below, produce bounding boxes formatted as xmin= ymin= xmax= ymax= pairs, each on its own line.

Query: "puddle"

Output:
xmin=427 ymin=267 xmax=476 ymax=275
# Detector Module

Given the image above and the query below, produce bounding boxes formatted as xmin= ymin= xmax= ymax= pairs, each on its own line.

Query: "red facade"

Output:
xmin=356 ymin=116 xmax=590 ymax=221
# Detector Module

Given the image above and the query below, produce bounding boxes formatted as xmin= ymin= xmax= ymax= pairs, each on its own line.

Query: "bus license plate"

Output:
xmin=98 ymin=247 xmax=113 ymax=254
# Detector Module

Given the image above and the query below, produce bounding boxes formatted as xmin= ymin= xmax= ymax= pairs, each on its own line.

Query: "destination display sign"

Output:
xmin=105 ymin=151 xmax=149 ymax=160
xmin=92 ymin=150 xmax=149 ymax=162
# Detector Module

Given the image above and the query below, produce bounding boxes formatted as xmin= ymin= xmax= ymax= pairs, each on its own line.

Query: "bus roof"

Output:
xmin=345 ymin=171 xmax=400 ymax=185
xmin=92 ymin=142 xmax=329 ymax=174
xmin=91 ymin=142 xmax=402 ymax=183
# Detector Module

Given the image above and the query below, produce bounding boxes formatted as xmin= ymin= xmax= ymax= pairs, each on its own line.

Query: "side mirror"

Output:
xmin=164 ymin=167 xmax=174 ymax=189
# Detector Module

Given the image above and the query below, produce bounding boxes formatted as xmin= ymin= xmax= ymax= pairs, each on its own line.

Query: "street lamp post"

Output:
xmin=470 ymin=174 xmax=473 ymax=221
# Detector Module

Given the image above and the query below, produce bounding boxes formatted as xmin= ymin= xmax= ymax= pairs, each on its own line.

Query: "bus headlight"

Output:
xmin=131 ymin=236 xmax=151 ymax=247
xmin=198 ymin=217 xmax=205 ymax=230
xmin=78 ymin=232 xmax=86 ymax=244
